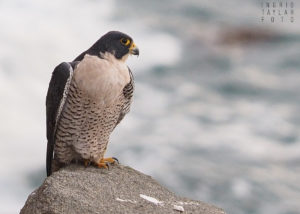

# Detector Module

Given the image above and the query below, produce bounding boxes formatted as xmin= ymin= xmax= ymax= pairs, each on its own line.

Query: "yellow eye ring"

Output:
xmin=120 ymin=38 xmax=130 ymax=46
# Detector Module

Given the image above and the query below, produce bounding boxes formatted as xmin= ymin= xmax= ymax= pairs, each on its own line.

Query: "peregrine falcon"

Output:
xmin=46 ymin=31 xmax=139 ymax=176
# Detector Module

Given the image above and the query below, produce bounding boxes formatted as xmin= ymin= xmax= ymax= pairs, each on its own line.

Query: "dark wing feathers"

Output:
xmin=46 ymin=62 xmax=73 ymax=176
xmin=115 ymin=68 xmax=134 ymax=128
xmin=123 ymin=68 xmax=134 ymax=100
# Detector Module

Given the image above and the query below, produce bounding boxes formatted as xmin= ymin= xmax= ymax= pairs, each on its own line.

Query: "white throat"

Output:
xmin=73 ymin=53 xmax=130 ymax=106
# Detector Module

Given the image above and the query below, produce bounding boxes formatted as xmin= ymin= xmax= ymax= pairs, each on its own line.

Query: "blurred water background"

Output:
xmin=1 ymin=0 xmax=300 ymax=213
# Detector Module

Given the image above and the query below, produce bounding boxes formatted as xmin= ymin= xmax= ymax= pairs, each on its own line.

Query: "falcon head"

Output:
xmin=89 ymin=31 xmax=139 ymax=61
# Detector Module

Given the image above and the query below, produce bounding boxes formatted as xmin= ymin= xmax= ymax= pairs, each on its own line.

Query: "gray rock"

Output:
xmin=20 ymin=164 xmax=226 ymax=214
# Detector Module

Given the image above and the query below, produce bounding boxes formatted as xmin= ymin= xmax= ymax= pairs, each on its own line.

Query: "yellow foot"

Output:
xmin=97 ymin=157 xmax=119 ymax=169
xmin=102 ymin=157 xmax=119 ymax=164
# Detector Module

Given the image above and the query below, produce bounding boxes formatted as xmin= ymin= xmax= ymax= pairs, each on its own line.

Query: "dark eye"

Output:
xmin=120 ymin=38 xmax=130 ymax=46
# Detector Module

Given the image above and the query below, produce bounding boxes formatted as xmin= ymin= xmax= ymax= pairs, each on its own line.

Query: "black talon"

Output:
xmin=112 ymin=157 xmax=119 ymax=164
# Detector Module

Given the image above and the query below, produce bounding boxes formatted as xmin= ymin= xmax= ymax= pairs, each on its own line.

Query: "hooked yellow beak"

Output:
xmin=129 ymin=42 xmax=139 ymax=56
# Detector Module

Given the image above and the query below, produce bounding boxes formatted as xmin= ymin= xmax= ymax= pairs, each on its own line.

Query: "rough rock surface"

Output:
xmin=20 ymin=164 xmax=226 ymax=214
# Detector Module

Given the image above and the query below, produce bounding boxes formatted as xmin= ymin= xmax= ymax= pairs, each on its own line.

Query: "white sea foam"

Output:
xmin=127 ymin=32 xmax=181 ymax=72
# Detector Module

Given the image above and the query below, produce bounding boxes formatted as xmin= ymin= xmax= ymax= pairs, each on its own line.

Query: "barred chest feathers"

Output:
xmin=74 ymin=53 xmax=130 ymax=105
